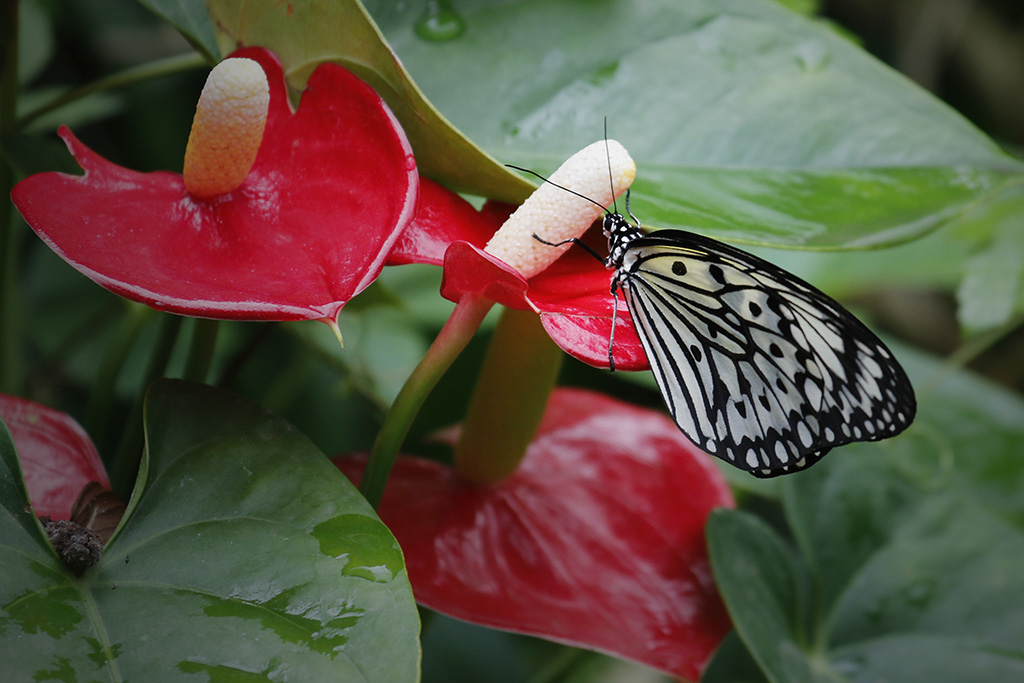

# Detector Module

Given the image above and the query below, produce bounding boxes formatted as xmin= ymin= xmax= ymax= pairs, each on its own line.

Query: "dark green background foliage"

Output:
xmin=2 ymin=0 xmax=1023 ymax=681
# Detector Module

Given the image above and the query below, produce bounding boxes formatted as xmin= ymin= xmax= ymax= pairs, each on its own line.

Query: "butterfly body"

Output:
xmin=601 ymin=211 xmax=916 ymax=477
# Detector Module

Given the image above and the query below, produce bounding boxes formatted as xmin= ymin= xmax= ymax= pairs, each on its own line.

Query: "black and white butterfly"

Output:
xmin=525 ymin=166 xmax=916 ymax=478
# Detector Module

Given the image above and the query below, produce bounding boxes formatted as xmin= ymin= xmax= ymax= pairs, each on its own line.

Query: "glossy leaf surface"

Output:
xmin=372 ymin=0 xmax=1022 ymax=247
xmin=336 ymin=387 xmax=734 ymax=680
xmin=138 ymin=0 xmax=220 ymax=61
xmin=0 ymin=380 xmax=419 ymax=682
xmin=708 ymin=347 xmax=1024 ymax=683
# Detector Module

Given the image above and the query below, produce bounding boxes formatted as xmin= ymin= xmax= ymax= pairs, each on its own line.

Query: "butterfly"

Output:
xmin=527 ymin=164 xmax=916 ymax=478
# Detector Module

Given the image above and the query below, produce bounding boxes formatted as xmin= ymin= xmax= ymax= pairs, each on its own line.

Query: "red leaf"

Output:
xmin=12 ymin=48 xmax=417 ymax=322
xmin=392 ymin=182 xmax=650 ymax=369
xmin=0 ymin=395 xmax=108 ymax=521
xmin=388 ymin=179 xmax=508 ymax=266
xmin=336 ymin=387 xmax=733 ymax=680
xmin=438 ymin=241 xmax=530 ymax=309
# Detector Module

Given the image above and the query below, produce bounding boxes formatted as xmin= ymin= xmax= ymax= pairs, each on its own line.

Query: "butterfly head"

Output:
xmin=603 ymin=193 xmax=642 ymax=267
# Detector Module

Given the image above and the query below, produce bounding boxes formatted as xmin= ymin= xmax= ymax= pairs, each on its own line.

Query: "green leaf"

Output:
xmin=288 ymin=307 xmax=430 ymax=410
xmin=18 ymin=0 xmax=55 ymax=85
xmin=826 ymin=499 xmax=1024 ymax=682
xmin=0 ymin=380 xmax=420 ymax=682
xmin=743 ymin=346 xmax=1024 ymax=682
xmin=770 ymin=0 xmax=819 ymax=16
xmin=711 ymin=347 xmax=1024 ymax=682
xmin=954 ymin=181 xmax=1024 ymax=334
xmin=707 ymin=509 xmax=821 ymax=683
xmin=372 ymin=0 xmax=1021 ymax=247
xmin=701 ymin=631 xmax=772 ymax=683
xmin=205 ymin=0 xmax=534 ymax=203
xmin=0 ymin=415 xmax=51 ymax=554
xmin=136 ymin=0 xmax=220 ymax=62
xmin=17 ymin=84 xmax=123 ymax=134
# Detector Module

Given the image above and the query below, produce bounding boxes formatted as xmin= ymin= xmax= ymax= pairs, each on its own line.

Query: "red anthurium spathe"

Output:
xmin=0 ymin=395 xmax=108 ymax=521
xmin=12 ymin=48 xmax=417 ymax=323
xmin=336 ymin=387 xmax=734 ymax=680
xmin=390 ymin=150 xmax=648 ymax=369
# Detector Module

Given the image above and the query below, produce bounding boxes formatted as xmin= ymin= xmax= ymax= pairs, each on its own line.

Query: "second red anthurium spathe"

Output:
xmin=12 ymin=48 xmax=418 ymax=325
xmin=336 ymin=387 xmax=735 ymax=681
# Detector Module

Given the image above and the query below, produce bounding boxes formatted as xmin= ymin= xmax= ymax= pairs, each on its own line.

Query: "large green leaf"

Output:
xmin=709 ymin=347 xmax=1024 ymax=682
xmin=0 ymin=380 xmax=420 ymax=682
xmin=205 ymin=0 xmax=535 ymax=203
xmin=369 ymin=0 xmax=1021 ymax=247
xmin=137 ymin=0 xmax=221 ymax=62
xmin=707 ymin=510 xmax=821 ymax=683
xmin=953 ymin=182 xmax=1024 ymax=334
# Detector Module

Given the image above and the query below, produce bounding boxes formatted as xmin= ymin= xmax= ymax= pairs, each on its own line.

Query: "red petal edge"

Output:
xmin=11 ymin=48 xmax=418 ymax=322
xmin=392 ymin=180 xmax=651 ymax=370
xmin=335 ymin=387 xmax=734 ymax=680
xmin=0 ymin=395 xmax=108 ymax=520
xmin=389 ymin=179 xmax=510 ymax=266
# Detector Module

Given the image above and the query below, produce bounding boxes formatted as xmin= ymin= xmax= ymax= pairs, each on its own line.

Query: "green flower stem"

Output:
xmin=183 ymin=318 xmax=220 ymax=383
xmin=110 ymin=313 xmax=184 ymax=493
xmin=360 ymin=294 xmax=494 ymax=509
xmin=0 ymin=0 xmax=19 ymax=393
xmin=84 ymin=302 xmax=153 ymax=445
xmin=13 ymin=51 xmax=208 ymax=132
xmin=453 ymin=307 xmax=563 ymax=485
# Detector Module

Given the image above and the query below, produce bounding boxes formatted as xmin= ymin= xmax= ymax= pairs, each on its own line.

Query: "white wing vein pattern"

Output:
xmin=615 ymin=229 xmax=915 ymax=478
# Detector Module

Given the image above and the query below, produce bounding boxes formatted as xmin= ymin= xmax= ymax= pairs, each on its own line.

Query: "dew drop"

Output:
xmin=863 ymin=596 xmax=886 ymax=624
xmin=794 ymin=40 xmax=830 ymax=73
xmin=903 ymin=578 xmax=936 ymax=609
xmin=415 ymin=0 xmax=466 ymax=42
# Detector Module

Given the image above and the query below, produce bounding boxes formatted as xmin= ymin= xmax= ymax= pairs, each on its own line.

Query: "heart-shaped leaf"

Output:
xmin=0 ymin=380 xmax=419 ymax=682
xmin=707 ymin=347 xmax=1024 ymax=682
xmin=372 ymin=0 xmax=1023 ymax=247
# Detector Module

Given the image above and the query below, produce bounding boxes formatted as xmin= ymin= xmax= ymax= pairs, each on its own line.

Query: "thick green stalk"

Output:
xmin=360 ymin=295 xmax=494 ymax=509
xmin=454 ymin=307 xmax=563 ymax=484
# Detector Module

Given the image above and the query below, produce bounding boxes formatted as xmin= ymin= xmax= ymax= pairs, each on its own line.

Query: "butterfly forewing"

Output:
xmin=614 ymin=228 xmax=915 ymax=477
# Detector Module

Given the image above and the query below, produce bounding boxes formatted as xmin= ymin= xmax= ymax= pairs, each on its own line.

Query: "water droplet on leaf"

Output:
xmin=415 ymin=0 xmax=466 ymax=42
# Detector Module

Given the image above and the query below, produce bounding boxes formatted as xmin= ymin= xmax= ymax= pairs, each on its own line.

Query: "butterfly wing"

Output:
xmin=615 ymin=229 xmax=915 ymax=477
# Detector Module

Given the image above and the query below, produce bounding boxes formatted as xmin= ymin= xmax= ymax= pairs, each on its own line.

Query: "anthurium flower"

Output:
xmin=0 ymin=394 xmax=109 ymax=521
xmin=12 ymin=48 xmax=417 ymax=323
xmin=335 ymin=387 xmax=734 ymax=680
xmin=389 ymin=142 xmax=648 ymax=369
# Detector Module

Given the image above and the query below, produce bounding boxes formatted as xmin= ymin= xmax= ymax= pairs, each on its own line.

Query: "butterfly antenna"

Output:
xmin=506 ymin=164 xmax=609 ymax=214
xmin=604 ymin=117 xmax=618 ymax=215
xmin=625 ymin=189 xmax=641 ymax=228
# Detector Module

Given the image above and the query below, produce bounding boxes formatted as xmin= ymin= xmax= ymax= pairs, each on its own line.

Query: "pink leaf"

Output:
xmin=0 ymin=395 xmax=108 ymax=520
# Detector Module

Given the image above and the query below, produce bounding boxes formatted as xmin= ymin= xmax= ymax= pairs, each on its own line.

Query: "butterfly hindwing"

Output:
xmin=614 ymin=229 xmax=915 ymax=477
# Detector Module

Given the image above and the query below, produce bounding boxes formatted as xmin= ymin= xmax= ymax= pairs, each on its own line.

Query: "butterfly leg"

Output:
xmin=532 ymin=234 xmax=605 ymax=263
xmin=608 ymin=278 xmax=621 ymax=372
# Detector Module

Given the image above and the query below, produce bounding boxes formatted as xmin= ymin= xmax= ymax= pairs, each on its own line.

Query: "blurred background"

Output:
xmin=5 ymin=1 xmax=1024 ymax=680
